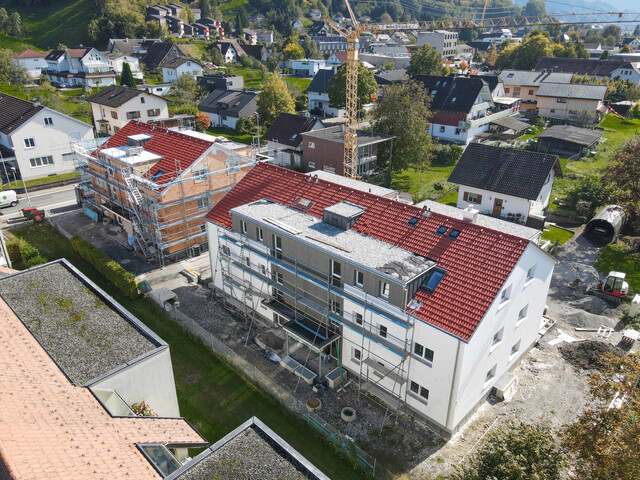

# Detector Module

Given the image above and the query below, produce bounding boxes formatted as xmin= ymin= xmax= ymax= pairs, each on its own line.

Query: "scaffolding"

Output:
xmin=72 ymin=137 xmax=260 ymax=266
xmin=215 ymin=227 xmax=415 ymax=422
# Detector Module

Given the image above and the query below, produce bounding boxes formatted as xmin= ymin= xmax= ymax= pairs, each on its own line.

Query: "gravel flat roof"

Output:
xmin=0 ymin=262 xmax=157 ymax=385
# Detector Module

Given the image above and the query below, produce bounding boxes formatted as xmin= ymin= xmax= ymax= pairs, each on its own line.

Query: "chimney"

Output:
xmin=422 ymin=205 xmax=431 ymax=217
xmin=462 ymin=204 xmax=479 ymax=223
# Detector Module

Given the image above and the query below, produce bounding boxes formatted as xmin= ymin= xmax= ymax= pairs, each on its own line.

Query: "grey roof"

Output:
xmin=491 ymin=116 xmax=530 ymax=131
xmin=198 ymin=89 xmax=258 ymax=118
xmin=263 ymin=113 xmax=321 ymax=148
xmin=448 ymin=143 xmax=562 ymax=201
xmin=307 ymin=68 xmax=335 ymax=94
xmin=374 ymin=68 xmax=407 ymax=85
xmin=0 ymin=93 xmax=43 ymax=134
xmin=308 ymin=170 xmax=398 ymax=198
xmin=534 ymin=57 xmax=636 ymax=77
xmin=108 ymin=38 xmax=160 ymax=55
xmin=498 ymin=70 xmax=574 ymax=86
xmin=0 ymin=261 xmax=157 ymax=386
xmin=412 ymin=75 xmax=489 ymax=113
xmin=86 ymin=85 xmax=147 ymax=108
xmin=301 ymin=125 xmax=394 ymax=146
xmin=142 ymin=42 xmax=182 ymax=67
xmin=537 ymin=125 xmax=603 ymax=146
xmin=535 ymin=83 xmax=608 ymax=101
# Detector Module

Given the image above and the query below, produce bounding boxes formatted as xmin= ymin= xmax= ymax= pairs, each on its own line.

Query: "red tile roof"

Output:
xmin=206 ymin=163 xmax=529 ymax=340
xmin=100 ymin=121 xmax=214 ymax=186
xmin=16 ymin=48 xmax=48 ymax=58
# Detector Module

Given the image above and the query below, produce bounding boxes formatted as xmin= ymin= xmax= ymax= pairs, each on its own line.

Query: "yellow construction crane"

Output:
xmin=325 ymin=1 xmax=640 ymax=179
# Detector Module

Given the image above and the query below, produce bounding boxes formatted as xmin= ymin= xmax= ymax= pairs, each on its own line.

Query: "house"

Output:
xmin=417 ymin=30 xmax=458 ymax=57
xmin=292 ymin=19 xmax=303 ymax=30
xmin=107 ymin=38 xmax=160 ymax=57
xmin=308 ymin=21 xmax=329 ymax=36
xmin=478 ymin=28 xmax=521 ymax=44
xmin=309 ymin=8 xmax=322 ymax=20
xmin=291 ymin=58 xmax=326 ymax=77
xmin=242 ymin=44 xmax=269 ymax=62
xmin=75 ymin=121 xmax=256 ymax=262
xmin=213 ymin=39 xmax=247 ymax=63
xmin=620 ymin=37 xmax=640 ymax=50
xmin=199 ymin=17 xmax=224 ymax=38
xmin=534 ymin=57 xmax=640 ymax=83
xmin=198 ymin=73 xmax=244 ymax=92
xmin=198 ymin=89 xmax=258 ymax=129
xmin=43 ymin=47 xmax=116 ymax=87
xmin=535 ymin=83 xmax=608 ymax=121
xmin=359 ymin=52 xmax=411 ymax=69
xmin=392 ymin=31 xmax=411 ymax=44
xmin=307 ymin=68 xmax=344 ymax=117
xmin=374 ymin=68 xmax=408 ymax=87
xmin=141 ymin=42 xmax=183 ymax=69
xmin=498 ymin=70 xmax=574 ymax=112
xmin=478 ymin=74 xmax=506 ymax=98
xmin=252 ymin=13 xmax=265 ymax=26
xmin=263 ymin=112 xmax=324 ymax=168
xmin=205 ymin=162 xmax=557 ymax=436
xmin=312 ymin=35 xmax=372 ymax=54
xmin=448 ymin=143 xmax=563 ymax=227
xmin=536 ymin=125 xmax=603 ymax=157
xmin=190 ymin=22 xmax=211 ymax=40
xmin=14 ymin=49 xmax=49 ymax=78
xmin=106 ymin=52 xmax=144 ymax=79
xmin=243 ymin=28 xmax=274 ymax=45
xmin=86 ymin=85 xmax=170 ymax=135
xmin=301 ymin=125 xmax=394 ymax=176
xmin=161 ymin=57 xmax=203 ymax=83
xmin=326 ymin=51 xmax=347 ymax=67
xmin=413 ymin=75 xmax=520 ymax=144
xmin=0 ymin=93 xmax=94 ymax=180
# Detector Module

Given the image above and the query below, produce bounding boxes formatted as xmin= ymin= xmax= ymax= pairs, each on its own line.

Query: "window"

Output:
xmin=510 ymin=340 xmax=521 ymax=358
xmin=244 ymin=256 xmax=251 ymax=267
xmin=193 ymin=167 xmax=207 ymax=182
xmin=505 ymin=87 xmax=510 ymax=93
xmin=414 ymin=342 xmax=434 ymax=365
xmin=29 ymin=156 xmax=54 ymax=167
xmin=62 ymin=152 xmax=74 ymax=162
xmin=126 ymin=111 xmax=141 ymax=119
xmin=331 ymin=260 xmax=342 ymax=287
xmin=355 ymin=312 xmax=363 ymax=325
xmin=272 ymin=271 xmax=283 ymax=284
xmin=200 ymin=224 xmax=206 ymax=233
xmin=448 ymin=229 xmax=460 ymax=239
xmin=492 ymin=327 xmax=503 ymax=347
xmin=379 ymin=282 xmax=389 ymax=299
xmin=308 ymin=161 xmax=316 ymax=168
xmin=308 ymin=141 xmax=315 ymax=149
xmin=23 ymin=138 xmax=35 ymax=148
xmin=421 ymin=268 xmax=445 ymax=293
xmin=513 ymin=87 xmax=521 ymax=96
xmin=353 ymin=348 xmax=361 ymax=362
xmin=528 ymin=89 xmax=534 ymax=95
xmin=197 ymin=196 xmax=211 ymax=210
xmin=500 ymin=285 xmax=511 ymax=303
xmin=556 ymin=97 xmax=567 ymax=103
xmin=526 ymin=265 xmax=536 ymax=282
xmin=463 ymin=191 xmax=482 ymax=204
xmin=455 ymin=128 xmax=461 ymax=135
xmin=354 ymin=270 xmax=364 ymax=288
xmin=329 ymin=299 xmax=342 ymax=316
xmin=141 ymin=97 xmax=146 ymax=104
xmin=240 ymin=220 xmax=247 ymax=235
xmin=550 ymin=109 xmax=555 ymax=113
xmin=410 ymin=381 xmax=429 ymax=402
xmin=414 ymin=342 xmax=423 ymax=357
xmin=410 ymin=380 xmax=419 ymax=394
xmin=44 ymin=117 xmax=54 ymax=125
xmin=273 ymin=235 xmax=282 ymax=259
xmin=517 ymin=305 xmax=528 ymax=325
xmin=147 ymin=108 xmax=160 ymax=117
xmin=111 ymin=111 xmax=118 ymax=119
xmin=222 ymin=245 xmax=230 ymax=256
xmin=439 ymin=125 xmax=446 ymax=133
xmin=485 ymin=365 xmax=496 ymax=384
xmin=379 ymin=324 xmax=387 ymax=338
xmin=256 ymin=227 xmax=263 ymax=242
xmin=436 ymin=225 xmax=448 ymax=235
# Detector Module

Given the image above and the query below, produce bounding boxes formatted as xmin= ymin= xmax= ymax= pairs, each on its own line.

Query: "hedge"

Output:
xmin=70 ymin=236 xmax=138 ymax=299
xmin=6 ymin=237 xmax=47 ymax=267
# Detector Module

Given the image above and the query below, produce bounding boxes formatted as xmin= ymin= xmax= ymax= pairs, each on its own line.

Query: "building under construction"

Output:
xmin=73 ymin=120 xmax=259 ymax=265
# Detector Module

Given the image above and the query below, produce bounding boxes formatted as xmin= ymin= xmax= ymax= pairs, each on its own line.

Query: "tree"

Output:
xmin=603 ymin=24 xmax=623 ymax=44
xmin=195 ymin=112 xmax=211 ymax=132
xmin=573 ymin=40 xmax=589 ymax=59
xmin=200 ymin=0 xmax=212 ymax=19
xmin=372 ymin=80 xmax=433 ymax=171
xmin=120 ymin=62 xmax=136 ymax=88
xmin=0 ymin=49 xmax=28 ymax=85
xmin=566 ymin=176 xmax=606 ymax=216
xmin=282 ymin=42 xmax=304 ymax=60
xmin=620 ymin=44 xmax=632 ymax=53
xmin=211 ymin=47 xmax=225 ymax=66
xmin=433 ymin=144 xmax=463 ymax=166
xmin=6 ymin=11 xmax=26 ymax=39
xmin=563 ymin=353 xmax=640 ymax=480
xmin=328 ymin=62 xmax=377 ymax=110
xmin=573 ymin=109 xmax=595 ymax=127
xmin=299 ymin=34 xmax=320 ymax=59
xmin=603 ymin=137 xmax=640 ymax=233
xmin=234 ymin=6 xmax=249 ymax=37
xmin=600 ymin=49 xmax=610 ymax=60
xmin=495 ymin=43 xmax=518 ymax=69
xmin=485 ymin=47 xmax=497 ymax=67
xmin=0 ymin=8 xmax=8 ymax=34
xmin=406 ymin=44 xmax=444 ymax=77
xmin=523 ymin=0 xmax=546 ymax=16
xmin=512 ymin=34 xmax=551 ymax=69
xmin=449 ymin=422 xmax=563 ymax=480
xmin=634 ymin=24 xmax=640 ymax=36
xmin=256 ymin=73 xmax=295 ymax=126
xmin=173 ymin=74 xmax=200 ymax=105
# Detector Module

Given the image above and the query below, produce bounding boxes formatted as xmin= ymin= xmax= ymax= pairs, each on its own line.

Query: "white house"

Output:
xmin=307 ymin=68 xmax=345 ymax=117
xmin=106 ymin=53 xmax=144 ymax=80
xmin=161 ymin=58 xmax=204 ymax=83
xmin=0 ymin=93 xmax=94 ymax=180
xmin=213 ymin=40 xmax=246 ymax=63
xmin=448 ymin=143 xmax=563 ymax=226
xmin=43 ymin=47 xmax=116 ymax=87
xmin=86 ymin=85 xmax=169 ymax=135
xmin=14 ymin=49 xmax=49 ymax=78
xmin=291 ymin=59 xmax=326 ymax=77
xmin=204 ymin=163 xmax=557 ymax=437
xmin=198 ymin=89 xmax=258 ymax=129
xmin=309 ymin=8 xmax=322 ymax=20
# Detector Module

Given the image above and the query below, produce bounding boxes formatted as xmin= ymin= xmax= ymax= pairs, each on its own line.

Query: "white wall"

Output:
xmin=204 ymin=112 xmax=238 ymax=129
xmin=109 ymin=55 xmax=143 ymax=79
xmin=456 ymin=186 xmax=532 ymax=219
xmin=90 ymin=93 xmax=169 ymax=134
xmin=531 ymin=170 xmax=554 ymax=215
xmin=15 ymin=57 xmax=48 ymax=78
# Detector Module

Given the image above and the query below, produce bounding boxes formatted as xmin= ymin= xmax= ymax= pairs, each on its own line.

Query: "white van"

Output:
xmin=0 ymin=190 xmax=18 ymax=208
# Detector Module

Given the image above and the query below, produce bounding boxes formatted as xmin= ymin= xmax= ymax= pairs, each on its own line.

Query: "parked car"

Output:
xmin=0 ymin=190 xmax=18 ymax=208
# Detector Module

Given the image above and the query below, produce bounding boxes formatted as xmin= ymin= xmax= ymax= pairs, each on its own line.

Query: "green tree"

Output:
xmin=634 ymin=24 xmax=640 ymax=36
xmin=566 ymin=176 xmax=606 ymax=216
xmin=563 ymin=353 xmax=640 ymax=480
xmin=120 ymin=62 xmax=136 ymax=88
xmin=299 ymin=34 xmax=320 ymax=58
xmin=200 ymin=0 xmax=212 ymax=19
xmin=328 ymin=62 xmax=377 ymax=110
xmin=0 ymin=49 xmax=28 ymax=85
xmin=6 ymin=11 xmax=26 ymax=39
xmin=495 ymin=43 xmax=518 ymax=69
xmin=406 ymin=44 xmax=444 ymax=77
xmin=256 ymin=73 xmax=295 ymax=126
xmin=523 ymin=0 xmax=546 ymax=16
xmin=211 ymin=47 xmax=225 ymax=65
xmin=448 ymin=421 xmax=564 ymax=480
xmin=282 ymin=42 xmax=304 ymax=60
xmin=600 ymin=49 xmax=610 ymax=60
xmin=0 ymin=8 xmax=8 ymax=34
xmin=173 ymin=74 xmax=200 ymax=105
xmin=512 ymin=34 xmax=551 ymax=69
xmin=603 ymin=137 xmax=640 ymax=233
xmin=573 ymin=40 xmax=589 ymax=59
xmin=372 ymin=80 xmax=433 ymax=171
xmin=603 ymin=24 xmax=623 ymax=44
xmin=621 ymin=44 xmax=632 ymax=53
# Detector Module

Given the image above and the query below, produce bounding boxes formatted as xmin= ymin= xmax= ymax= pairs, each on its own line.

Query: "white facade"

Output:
xmin=108 ymin=54 xmax=143 ymax=80
xmin=610 ymin=66 xmax=640 ymax=83
xmin=162 ymin=60 xmax=204 ymax=83
xmin=89 ymin=92 xmax=169 ymax=135
xmin=1 ymin=108 xmax=93 ymax=180
xmin=291 ymin=59 xmax=326 ymax=77
xmin=44 ymin=48 xmax=116 ymax=87
xmin=417 ymin=31 xmax=458 ymax=57
xmin=203 ymin=112 xmax=239 ymax=129
xmin=14 ymin=54 xmax=48 ymax=78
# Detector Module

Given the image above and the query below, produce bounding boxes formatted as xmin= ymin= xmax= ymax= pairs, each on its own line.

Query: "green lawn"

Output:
xmin=541 ymin=225 xmax=574 ymax=246
xmin=0 ymin=34 xmax=38 ymax=52
xmin=219 ymin=0 xmax=256 ymax=19
xmin=0 ymin=83 xmax=92 ymax=124
xmin=0 ymin=0 xmax=91 ymax=49
xmin=207 ymin=126 xmax=253 ymax=144
xmin=595 ymin=242 xmax=640 ymax=294
xmin=286 ymin=76 xmax=312 ymax=92
xmin=436 ymin=188 xmax=458 ymax=206
xmin=392 ymin=165 xmax=456 ymax=201
xmin=234 ymin=66 xmax=264 ymax=89
xmin=1 ymin=171 xmax=79 ymax=191
xmin=9 ymin=223 xmax=367 ymax=480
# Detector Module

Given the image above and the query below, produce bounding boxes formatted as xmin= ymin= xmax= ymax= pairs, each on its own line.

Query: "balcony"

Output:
xmin=467 ymin=108 xmax=514 ymax=129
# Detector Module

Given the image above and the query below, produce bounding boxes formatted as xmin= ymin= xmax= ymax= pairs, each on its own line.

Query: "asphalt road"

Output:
xmin=1 ymin=185 xmax=79 ymax=219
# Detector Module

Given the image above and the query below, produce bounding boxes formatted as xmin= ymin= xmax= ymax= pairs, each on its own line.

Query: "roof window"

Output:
xmin=451 ymin=97 xmax=457 ymax=102
xmin=436 ymin=225 xmax=448 ymax=235
xmin=449 ymin=229 xmax=460 ymax=239
xmin=507 ymin=73 xmax=514 ymax=78
xmin=139 ymin=444 xmax=181 ymax=476
xmin=151 ymin=169 xmax=165 ymax=181
xmin=408 ymin=216 xmax=419 ymax=226
xmin=421 ymin=268 xmax=446 ymax=293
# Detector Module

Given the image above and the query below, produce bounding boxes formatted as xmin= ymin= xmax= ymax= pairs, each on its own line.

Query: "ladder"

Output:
xmin=122 ymin=171 xmax=155 ymax=262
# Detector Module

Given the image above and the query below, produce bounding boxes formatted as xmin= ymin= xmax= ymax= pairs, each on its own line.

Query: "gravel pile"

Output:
xmin=0 ymin=262 xmax=156 ymax=385
xmin=559 ymin=340 xmax=625 ymax=371
xmin=178 ymin=427 xmax=310 ymax=480
xmin=563 ymin=310 xmax=618 ymax=329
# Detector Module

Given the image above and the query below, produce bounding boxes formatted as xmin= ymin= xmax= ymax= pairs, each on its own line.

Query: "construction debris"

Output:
xmin=559 ymin=341 xmax=624 ymax=371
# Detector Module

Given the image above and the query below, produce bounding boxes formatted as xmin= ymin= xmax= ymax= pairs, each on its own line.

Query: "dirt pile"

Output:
xmin=559 ymin=340 xmax=625 ymax=371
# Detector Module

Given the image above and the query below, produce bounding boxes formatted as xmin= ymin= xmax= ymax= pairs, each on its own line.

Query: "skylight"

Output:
xmin=449 ymin=229 xmax=460 ymax=239
xmin=436 ymin=225 xmax=447 ymax=235
xmin=421 ymin=268 xmax=446 ymax=293
xmin=151 ymin=169 xmax=165 ymax=181
xmin=408 ymin=216 xmax=419 ymax=226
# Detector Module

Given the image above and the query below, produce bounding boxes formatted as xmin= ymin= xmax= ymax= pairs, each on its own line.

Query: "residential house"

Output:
xmin=498 ymin=70 xmax=574 ymax=112
xmin=392 ymin=31 xmax=411 ymax=44
xmin=251 ymin=13 xmax=265 ymax=26
xmin=292 ymin=19 xmax=303 ymax=30
xmin=199 ymin=17 xmax=224 ymax=38
xmin=86 ymin=85 xmax=169 ymax=135
xmin=198 ymin=73 xmax=244 ymax=92
xmin=291 ymin=59 xmax=326 ymax=77
xmin=192 ymin=7 xmax=201 ymax=20
xmin=307 ymin=68 xmax=344 ymax=117
xmin=478 ymin=74 xmax=506 ymax=99
xmin=301 ymin=125 xmax=393 ymax=176
xmin=478 ymin=29 xmax=521 ymax=44
xmin=374 ymin=69 xmax=408 ymax=96
xmin=75 ymin=121 xmax=255 ymax=262
xmin=536 ymin=125 xmax=603 ymax=157
xmin=213 ymin=39 xmax=247 ymax=63
xmin=535 ymin=83 xmax=608 ymax=121
xmin=620 ymin=37 xmax=640 ymax=51
xmin=417 ymin=30 xmax=458 ymax=57
xmin=205 ymin=162 xmax=557 ymax=436
xmin=0 ymin=93 xmax=94 ymax=180
xmin=107 ymin=38 xmax=160 ymax=57
xmin=308 ymin=21 xmax=329 ymax=36
xmin=534 ymin=57 xmax=640 ymax=83
xmin=242 ymin=44 xmax=269 ymax=62
xmin=161 ymin=57 xmax=203 ymax=83
xmin=106 ymin=52 xmax=144 ymax=79
xmin=141 ymin=42 xmax=183 ymax=69
xmin=198 ymin=89 xmax=259 ymax=129
xmin=448 ymin=143 xmax=562 ymax=227
xmin=14 ymin=49 xmax=49 ymax=78
xmin=263 ymin=113 xmax=324 ymax=168
xmin=309 ymin=8 xmax=322 ymax=20
xmin=243 ymin=28 xmax=274 ymax=45
xmin=189 ymin=22 xmax=211 ymax=40
xmin=43 ymin=47 xmax=116 ymax=87
xmin=413 ymin=75 xmax=520 ymax=144
xmin=326 ymin=51 xmax=347 ymax=67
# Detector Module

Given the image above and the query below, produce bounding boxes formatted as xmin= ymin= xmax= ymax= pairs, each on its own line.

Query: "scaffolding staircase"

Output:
xmin=122 ymin=171 xmax=155 ymax=262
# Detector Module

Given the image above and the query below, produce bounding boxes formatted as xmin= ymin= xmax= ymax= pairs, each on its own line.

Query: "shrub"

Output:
xmin=6 ymin=237 xmax=44 ymax=266
xmin=25 ymin=255 xmax=47 ymax=268
xmin=433 ymin=144 xmax=463 ymax=165
xmin=70 ymin=236 xmax=138 ymax=299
